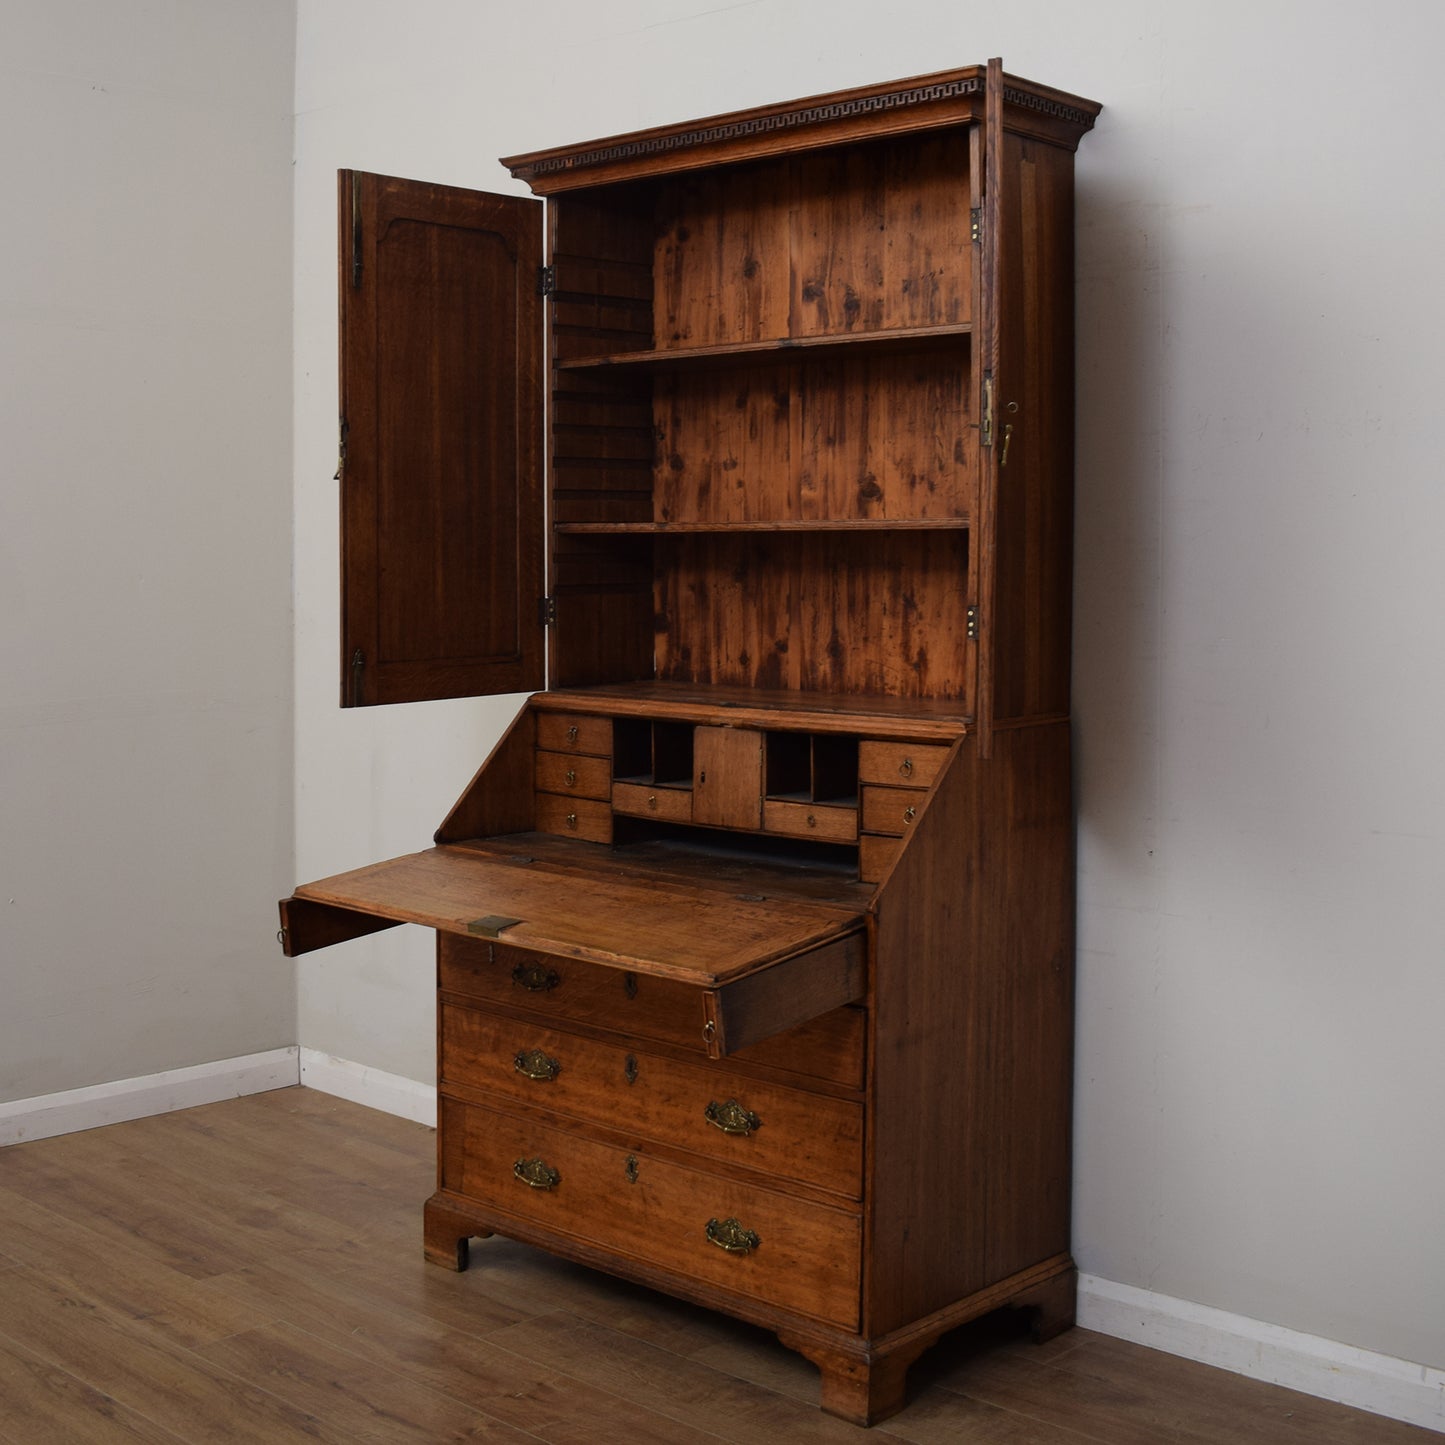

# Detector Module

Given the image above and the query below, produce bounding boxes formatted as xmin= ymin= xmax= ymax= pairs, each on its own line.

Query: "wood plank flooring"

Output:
xmin=0 ymin=1087 xmax=1429 ymax=1443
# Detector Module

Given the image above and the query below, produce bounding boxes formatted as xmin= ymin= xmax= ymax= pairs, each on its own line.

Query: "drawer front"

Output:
xmin=858 ymin=740 xmax=949 ymax=789
xmin=441 ymin=1096 xmax=861 ymax=1328
xmin=536 ymin=712 xmax=613 ymax=757
xmin=441 ymin=1003 xmax=862 ymax=1196
xmin=535 ymin=750 xmax=612 ymax=800
xmin=536 ymin=792 xmax=613 ymax=843
xmin=860 ymin=785 xmax=924 ymax=837
xmin=613 ymin=781 xmax=693 ymax=823
xmin=762 ymin=799 xmax=858 ymax=843
xmin=859 ymin=833 xmax=902 ymax=884
xmin=439 ymin=937 xmax=865 ymax=1089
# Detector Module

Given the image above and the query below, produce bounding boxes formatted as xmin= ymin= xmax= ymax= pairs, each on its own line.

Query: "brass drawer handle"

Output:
xmin=704 ymin=1099 xmax=761 ymax=1136
xmin=566 ymin=811 xmax=578 ymax=829
xmin=566 ymin=725 xmax=579 ymax=743
xmin=806 ymin=814 xmax=817 ymax=828
xmin=512 ymin=961 xmax=560 ymax=992
xmin=565 ymin=768 xmax=577 ymax=787
xmin=648 ymin=793 xmax=657 ymax=809
xmin=705 ymin=1217 xmax=760 ymax=1255
xmin=514 ymin=1048 xmax=561 ymax=1082
xmin=514 ymin=1157 xmax=560 ymax=1190
xmin=903 ymin=805 xmax=916 ymax=824
xmin=899 ymin=757 xmax=914 ymax=778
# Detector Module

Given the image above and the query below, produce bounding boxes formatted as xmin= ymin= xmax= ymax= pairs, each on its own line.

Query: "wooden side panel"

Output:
xmin=865 ymin=723 xmax=1073 ymax=1334
xmin=985 ymin=134 xmax=1078 ymax=725
xmin=434 ymin=702 xmax=537 ymax=844
xmin=791 ymin=132 xmax=973 ymax=337
xmin=339 ymin=171 xmax=543 ymax=705
xmin=654 ymin=532 xmax=970 ymax=702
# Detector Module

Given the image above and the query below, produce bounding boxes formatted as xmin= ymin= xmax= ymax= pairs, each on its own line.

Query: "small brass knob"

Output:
xmin=566 ymin=725 xmax=579 ymax=743
xmin=806 ymin=814 xmax=817 ymax=829
xmin=648 ymin=793 xmax=657 ymax=809
xmin=903 ymin=806 xmax=916 ymax=824
xmin=566 ymin=812 xmax=578 ymax=829
xmin=899 ymin=758 xmax=914 ymax=777
xmin=565 ymin=768 xmax=577 ymax=787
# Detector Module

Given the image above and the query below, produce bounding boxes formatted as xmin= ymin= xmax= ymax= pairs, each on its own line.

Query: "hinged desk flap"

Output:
xmin=283 ymin=845 xmax=864 ymax=988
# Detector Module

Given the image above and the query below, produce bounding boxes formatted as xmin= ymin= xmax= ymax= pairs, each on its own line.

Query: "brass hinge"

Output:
xmin=539 ymin=596 xmax=557 ymax=626
xmin=333 ymin=415 xmax=348 ymax=480
xmin=350 ymin=173 xmax=362 ymax=288
xmin=981 ymin=371 xmax=994 ymax=448
xmin=970 ymin=208 xmax=982 ymax=244
xmin=350 ymin=647 xmax=364 ymax=703
xmin=537 ymin=264 xmax=556 ymax=297
xmin=966 ymin=605 xmax=980 ymax=640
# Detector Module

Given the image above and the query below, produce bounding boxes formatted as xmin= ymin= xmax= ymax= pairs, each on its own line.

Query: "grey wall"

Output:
xmin=0 ymin=1 xmax=298 ymax=1097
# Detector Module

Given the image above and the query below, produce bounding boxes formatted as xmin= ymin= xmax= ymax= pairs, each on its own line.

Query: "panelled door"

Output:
xmin=338 ymin=172 xmax=545 ymax=705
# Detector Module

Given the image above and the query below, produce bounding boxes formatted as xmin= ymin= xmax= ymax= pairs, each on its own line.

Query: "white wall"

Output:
xmin=0 ymin=2 xmax=297 ymax=1098
xmin=292 ymin=0 xmax=1445 ymax=1376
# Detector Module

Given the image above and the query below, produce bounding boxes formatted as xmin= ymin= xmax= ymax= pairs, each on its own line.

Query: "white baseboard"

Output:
xmin=0 ymin=1047 xmax=300 ymax=1147
xmin=1080 ymin=1273 xmax=1445 ymax=1434
xmin=298 ymin=1047 xmax=436 ymax=1127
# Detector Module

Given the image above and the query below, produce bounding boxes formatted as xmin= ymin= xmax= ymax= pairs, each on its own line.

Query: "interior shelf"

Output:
xmin=555 ymin=321 xmax=973 ymax=372
xmin=554 ymin=518 xmax=970 ymax=534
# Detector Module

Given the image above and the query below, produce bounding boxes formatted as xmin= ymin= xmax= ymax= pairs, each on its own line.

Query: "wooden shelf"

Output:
xmin=554 ymin=518 xmax=970 ymax=535
xmin=534 ymin=682 xmax=973 ymax=740
xmin=555 ymin=322 xmax=973 ymax=373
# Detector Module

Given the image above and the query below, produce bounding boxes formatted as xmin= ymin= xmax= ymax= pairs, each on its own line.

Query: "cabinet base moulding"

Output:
xmin=424 ymin=1186 xmax=1074 ymax=1426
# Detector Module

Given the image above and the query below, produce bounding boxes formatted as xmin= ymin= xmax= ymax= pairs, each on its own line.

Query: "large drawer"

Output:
xmin=440 ymin=1096 xmax=861 ymax=1328
xmin=439 ymin=935 xmax=865 ymax=1089
xmin=441 ymin=1001 xmax=863 ymax=1196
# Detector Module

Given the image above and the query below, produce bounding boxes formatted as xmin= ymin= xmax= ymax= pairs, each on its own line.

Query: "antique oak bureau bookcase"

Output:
xmin=280 ymin=60 xmax=1100 ymax=1426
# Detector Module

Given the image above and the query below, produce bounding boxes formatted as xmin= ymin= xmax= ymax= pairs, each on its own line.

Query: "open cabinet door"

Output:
xmin=974 ymin=62 xmax=1085 ymax=752
xmin=339 ymin=172 xmax=545 ymax=705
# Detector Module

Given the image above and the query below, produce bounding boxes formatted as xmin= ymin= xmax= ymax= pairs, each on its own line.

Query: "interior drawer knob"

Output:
xmin=565 ymin=768 xmax=577 ymax=787
xmin=512 ymin=961 xmax=560 ymax=993
xmin=566 ymin=725 xmax=579 ymax=743
xmin=899 ymin=757 xmax=914 ymax=777
xmin=705 ymin=1217 xmax=760 ymax=1255
xmin=513 ymin=1157 xmax=560 ymax=1190
xmin=903 ymin=805 xmax=917 ymax=824
xmin=705 ymin=1098 xmax=761 ymax=1136
xmin=513 ymin=1048 xmax=561 ymax=1082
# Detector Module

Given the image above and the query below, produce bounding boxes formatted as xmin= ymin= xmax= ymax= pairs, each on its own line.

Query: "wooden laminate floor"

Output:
xmin=0 ymin=1088 xmax=1430 ymax=1444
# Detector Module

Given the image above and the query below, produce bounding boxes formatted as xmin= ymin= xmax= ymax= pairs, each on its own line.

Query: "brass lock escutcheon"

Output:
xmin=513 ymin=1157 xmax=560 ymax=1190
xmin=624 ymin=1154 xmax=639 ymax=1184
xmin=704 ymin=1099 xmax=761 ymax=1136
xmin=705 ymin=1217 xmax=760 ymax=1255
xmin=512 ymin=961 xmax=560 ymax=993
xmin=624 ymin=1053 xmax=638 ymax=1085
xmin=514 ymin=1048 xmax=561 ymax=1082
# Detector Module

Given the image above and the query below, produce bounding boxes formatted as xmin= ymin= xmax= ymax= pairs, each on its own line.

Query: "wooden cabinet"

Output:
xmin=281 ymin=60 xmax=1100 ymax=1426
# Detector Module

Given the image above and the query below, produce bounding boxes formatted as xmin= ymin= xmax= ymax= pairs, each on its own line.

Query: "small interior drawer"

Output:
xmin=859 ymin=833 xmax=902 ymax=883
xmin=860 ymin=786 xmax=924 ymax=837
xmin=858 ymin=741 xmax=949 ymax=789
xmin=535 ymin=750 xmax=612 ymax=800
xmin=536 ymin=712 xmax=613 ymax=757
xmin=536 ymin=793 xmax=613 ymax=842
xmin=613 ymin=781 xmax=693 ymax=823
xmin=762 ymin=799 xmax=858 ymax=843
